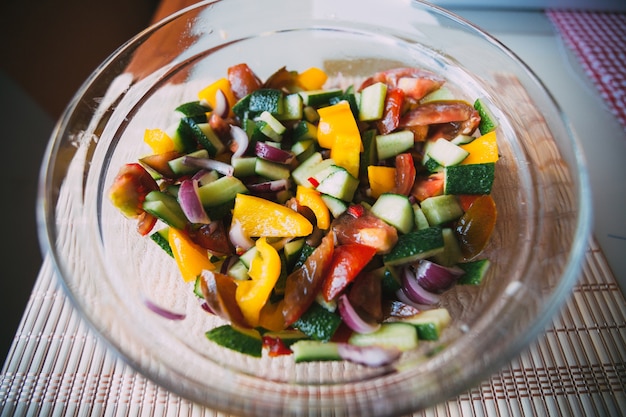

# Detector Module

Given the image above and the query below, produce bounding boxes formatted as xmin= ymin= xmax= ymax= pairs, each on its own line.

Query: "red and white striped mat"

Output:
xmin=546 ymin=10 xmax=626 ymax=132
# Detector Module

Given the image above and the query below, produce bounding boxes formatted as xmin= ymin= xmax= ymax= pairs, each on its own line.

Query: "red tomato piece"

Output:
xmin=282 ymin=232 xmax=335 ymax=326
xmin=227 ymin=63 xmax=263 ymax=100
xmin=136 ymin=211 xmax=157 ymax=236
xmin=322 ymin=243 xmax=377 ymax=302
xmin=348 ymin=271 xmax=383 ymax=323
xmin=457 ymin=194 xmax=481 ymax=212
xmin=190 ymin=220 xmax=234 ymax=256
xmin=108 ymin=163 xmax=159 ymax=218
xmin=376 ymin=88 xmax=405 ymax=135
xmin=262 ymin=336 xmax=293 ymax=357
xmin=392 ymin=153 xmax=416 ymax=196
xmin=411 ymin=172 xmax=444 ymax=202
xmin=455 ymin=194 xmax=497 ymax=259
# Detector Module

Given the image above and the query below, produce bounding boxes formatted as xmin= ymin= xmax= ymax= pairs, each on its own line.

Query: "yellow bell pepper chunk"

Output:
xmin=144 ymin=128 xmax=175 ymax=154
xmin=168 ymin=228 xmax=214 ymax=282
xmin=297 ymin=67 xmax=328 ymax=91
xmin=460 ymin=131 xmax=499 ymax=165
xmin=331 ymin=133 xmax=361 ymax=178
xmin=236 ymin=237 xmax=281 ymax=327
xmin=232 ymin=194 xmax=313 ymax=238
xmin=295 ymin=185 xmax=330 ymax=230
xmin=316 ymin=101 xmax=362 ymax=151
xmin=197 ymin=78 xmax=238 ymax=117
xmin=368 ymin=165 xmax=396 ymax=198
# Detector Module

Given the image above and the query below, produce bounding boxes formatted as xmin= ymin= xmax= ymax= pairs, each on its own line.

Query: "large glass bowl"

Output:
xmin=37 ymin=0 xmax=592 ymax=415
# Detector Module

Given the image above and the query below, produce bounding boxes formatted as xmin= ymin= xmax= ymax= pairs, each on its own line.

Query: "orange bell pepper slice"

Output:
xmin=169 ymin=228 xmax=214 ymax=282
xmin=295 ymin=185 xmax=330 ymax=230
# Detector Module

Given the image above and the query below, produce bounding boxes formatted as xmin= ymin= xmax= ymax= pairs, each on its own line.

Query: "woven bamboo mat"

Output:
xmin=0 ymin=237 xmax=624 ymax=416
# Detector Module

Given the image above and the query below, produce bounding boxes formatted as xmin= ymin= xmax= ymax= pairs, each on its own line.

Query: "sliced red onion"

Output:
xmin=178 ymin=179 xmax=211 ymax=224
xmin=229 ymin=219 xmax=254 ymax=252
xmin=247 ymin=179 xmax=290 ymax=193
xmin=414 ymin=260 xmax=465 ymax=293
xmin=338 ymin=294 xmax=381 ymax=334
xmin=394 ymin=289 xmax=433 ymax=311
xmin=230 ymin=125 xmax=249 ymax=158
xmin=402 ymin=268 xmax=440 ymax=305
xmin=183 ymin=155 xmax=234 ymax=177
xmin=255 ymin=141 xmax=295 ymax=164
xmin=144 ymin=298 xmax=186 ymax=320
xmin=337 ymin=343 xmax=401 ymax=367
xmin=213 ymin=88 xmax=229 ymax=118
xmin=200 ymin=301 xmax=215 ymax=315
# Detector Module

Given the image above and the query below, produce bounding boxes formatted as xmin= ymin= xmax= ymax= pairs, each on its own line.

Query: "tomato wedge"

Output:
xmin=392 ymin=153 xmax=416 ymax=196
xmin=455 ymin=194 xmax=497 ymax=259
xmin=321 ymin=243 xmax=377 ymax=302
xmin=108 ymin=163 xmax=159 ymax=233
xmin=227 ymin=63 xmax=262 ymax=100
xmin=376 ymin=88 xmax=405 ymax=135
xmin=411 ymin=172 xmax=444 ymax=202
xmin=282 ymin=232 xmax=335 ymax=326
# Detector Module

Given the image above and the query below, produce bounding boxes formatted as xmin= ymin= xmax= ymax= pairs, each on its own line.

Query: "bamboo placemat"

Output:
xmin=1 ymin=236 xmax=624 ymax=416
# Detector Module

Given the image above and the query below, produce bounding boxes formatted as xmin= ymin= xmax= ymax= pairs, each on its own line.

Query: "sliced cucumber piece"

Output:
xmin=427 ymin=138 xmax=469 ymax=167
xmin=205 ymin=325 xmax=263 ymax=357
xmin=420 ymin=194 xmax=463 ymax=226
xmin=431 ymin=227 xmax=463 ymax=267
xmin=474 ymin=97 xmax=499 ymax=134
xmin=291 ymin=152 xmax=323 ymax=187
xmin=292 ymin=120 xmax=318 ymax=142
xmin=256 ymin=111 xmax=286 ymax=141
xmin=227 ymin=259 xmax=249 ymax=281
xmin=412 ymin=204 xmax=430 ymax=230
xmin=291 ymin=340 xmax=341 ymax=363
xmin=402 ymin=308 xmax=451 ymax=341
xmin=359 ymin=81 xmax=387 ymax=121
xmin=167 ymin=149 xmax=209 ymax=176
xmin=370 ymin=193 xmax=415 ymax=234
xmin=197 ymin=176 xmax=247 ymax=207
xmin=348 ymin=322 xmax=418 ymax=351
xmin=316 ymin=167 xmax=359 ymax=202
xmin=143 ymin=190 xmax=188 ymax=230
xmin=149 ymin=227 xmax=173 ymax=257
xmin=457 ymin=259 xmax=491 ymax=285
xmin=299 ymin=88 xmax=343 ymax=107
xmin=248 ymin=88 xmax=283 ymax=115
xmin=320 ymin=194 xmax=348 ymax=218
xmin=444 ymin=163 xmax=495 ymax=195
xmin=383 ymin=227 xmax=445 ymax=266
xmin=293 ymin=302 xmax=342 ymax=342
xmin=376 ymin=130 xmax=414 ymax=160
xmin=255 ymin=158 xmax=291 ymax=180
xmin=277 ymin=92 xmax=303 ymax=121
xmin=175 ymin=100 xmax=210 ymax=121
xmin=231 ymin=156 xmax=257 ymax=177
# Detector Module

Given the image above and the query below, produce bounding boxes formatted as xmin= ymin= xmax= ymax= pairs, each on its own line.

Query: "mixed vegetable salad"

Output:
xmin=109 ymin=64 xmax=498 ymax=367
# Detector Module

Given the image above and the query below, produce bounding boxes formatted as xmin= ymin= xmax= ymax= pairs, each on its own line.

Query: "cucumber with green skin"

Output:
xmin=293 ymin=302 xmax=342 ymax=342
xmin=370 ymin=193 xmax=415 ymax=234
xmin=142 ymin=190 xmax=188 ymax=230
xmin=291 ymin=340 xmax=341 ymax=363
xmin=205 ymin=325 xmax=263 ymax=358
xmin=383 ymin=227 xmax=445 ymax=266
xmin=444 ymin=163 xmax=495 ymax=195
xmin=457 ymin=259 xmax=491 ymax=285
xmin=401 ymin=308 xmax=452 ymax=341
xmin=348 ymin=322 xmax=418 ymax=351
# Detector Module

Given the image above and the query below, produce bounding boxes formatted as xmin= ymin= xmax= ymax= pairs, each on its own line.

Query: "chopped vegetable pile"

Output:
xmin=109 ymin=64 xmax=499 ymax=367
